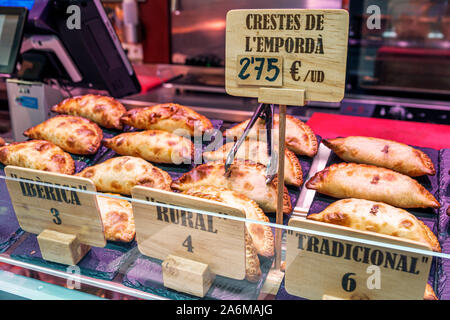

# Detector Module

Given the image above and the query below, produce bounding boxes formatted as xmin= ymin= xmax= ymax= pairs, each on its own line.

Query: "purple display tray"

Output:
xmin=10 ymin=233 xmax=131 ymax=281
xmin=0 ymin=167 xmax=24 ymax=253
xmin=276 ymin=144 xmax=441 ymax=300
xmin=123 ymin=253 xmax=273 ymax=300
xmin=437 ymin=149 xmax=450 ymax=299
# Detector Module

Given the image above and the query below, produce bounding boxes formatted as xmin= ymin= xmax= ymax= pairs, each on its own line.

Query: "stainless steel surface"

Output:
xmin=170 ymin=0 xmax=343 ymax=66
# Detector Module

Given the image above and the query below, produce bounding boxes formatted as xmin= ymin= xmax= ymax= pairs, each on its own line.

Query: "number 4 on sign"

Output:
xmin=183 ymin=235 xmax=194 ymax=253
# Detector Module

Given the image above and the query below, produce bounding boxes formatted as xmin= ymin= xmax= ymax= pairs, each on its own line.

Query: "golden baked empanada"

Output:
xmin=24 ymin=115 xmax=103 ymax=155
xmin=306 ymin=163 xmax=440 ymax=209
xmin=224 ymin=115 xmax=318 ymax=157
xmin=0 ymin=140 xmax=75 ymax=175
xmin=307 ymin=198 xmax=441 ymax=252
xmin=120 ymin=103 xmax=213 ymax=136
xmin=51 ymin=94 xmax=126 ymax=130
xmin=77 ymin=156 xmax=172 ymax=195
xmin=182 ymin=186 xmax=274 ymax=257
xmin=203 ymin=140 xmax=303 ymax=187
xmin=97 ymin=194 xmax=135 ymax=242
xmin=323 ymin=136 xmax=435 ymax=177
xmin=103 ymin=130 xmax=193 ymax=164
xmin=424 ymin=283 xmax=438 ymax=300
xmin=171 ymin=160 xmax=292 ymax=214
xmin=245 ymin=230 xmax=262 ymax=283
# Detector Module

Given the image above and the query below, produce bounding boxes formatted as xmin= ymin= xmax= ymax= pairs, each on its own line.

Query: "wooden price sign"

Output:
xmin=4 ymin=166 xmax=106 ymax=265
xmin=285 ymin=218 xmax=433 ymax=300
xmin=226 ymin=9 xmax=349 ymax=105
xmin=131 ymin=186 xmax=246 ymax=297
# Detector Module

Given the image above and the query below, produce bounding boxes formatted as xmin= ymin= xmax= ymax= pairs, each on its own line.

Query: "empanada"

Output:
xmin=171 ymin=160 xmax=292 ymax=214
xmin=182 ymin=186 xmax=274 ymax=257
xmin=97 ymin=194 xmax=135 ymax=242
xmin=203 ymin=140 xmax=303 ymax=187
xmin=307 ymin=198 xmax=441 ymax=252
xmin=51 ymin=94 xmax=126 ymax=130
xmin=323 ymin=136 xmax=435 ymax=177
xmin=120 ymin=103 xmax=213 ymax=136
xmin=224 ymin=115 xmax=318 ymax=157
xmin=103 ymin=130 xmax=194 ymax=164
xmin=244 ymin=230 xmax=262 ymax=283
xmin=0 ymin=140 xmax=75 ymax=175
xmin=77 ymin=156 xmax=172 ymax=195
xmin=306 ymin=163 xmax=440 ymax=209
xmin=424 ymin=283 xmax=438 ymax=300
xmin=24 ymin=115 xmax=103 ymax=155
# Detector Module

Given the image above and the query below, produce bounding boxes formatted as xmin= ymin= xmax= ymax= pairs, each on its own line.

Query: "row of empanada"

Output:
xmin=52 ymin=95 xmax=215 ymax=136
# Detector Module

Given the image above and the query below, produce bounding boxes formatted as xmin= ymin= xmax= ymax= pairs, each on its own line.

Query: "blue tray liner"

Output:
xmin=276 ymin=144 xmax=441 ymax=300
xmin=122 ymin=252 xmax=273 ymax=300
xmin=10 ymin=233 xmax=130 ymax=281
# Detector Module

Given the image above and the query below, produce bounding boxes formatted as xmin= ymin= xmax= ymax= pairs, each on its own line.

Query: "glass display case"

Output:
xmin=347 ymin=0 xmax=450 ymax=100
xmin=0 ymin=120 xmax=448 ymax=301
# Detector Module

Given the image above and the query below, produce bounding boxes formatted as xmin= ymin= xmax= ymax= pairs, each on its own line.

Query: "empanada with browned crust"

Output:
xmin=120 ymin=103 xmax=213 ymax=136
xmin=424 ymin=283 xmax=438 ymax=300
xmin=307 ymin=198 xmax=441 ymax=252
xmin=224 ymin=115 xmax=318 ymax=157
xmin=244 ymin=230 xmax=262 ymax=283
xmin=97 ymin=194 xmax=135 ymax=242
xmin=306 ymin=163 xmax=440 ymax=209
xmin=203 ymin=140 xmax=303 ymax=187
xmin=183 ymin=186 xmax=274 ymax=257
xmin=323 ymin=136 xmax=435 ymax=177
xmin=103 ymin=130 xmax=193 ymax=164
xmin=77 ymin=156 xmax=171 ymax=195
xmin=171 ymin=160 xmax=292 ymax=214
xmin=0 ymin=140 xmax=75 ymax=175
xmin=51 ymin=94 xmax=126 ymax=130
xmin=24 ymin=115 xmax=103 ymax=155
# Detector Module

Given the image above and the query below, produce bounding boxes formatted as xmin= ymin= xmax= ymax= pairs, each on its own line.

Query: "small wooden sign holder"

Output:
xmin=285 ymin=218 xmax=433 ymax=300
xmin=4 ymin=166 xmax=106 ymax=265
xmin=131 ymin=187 xmax=246 ymax=298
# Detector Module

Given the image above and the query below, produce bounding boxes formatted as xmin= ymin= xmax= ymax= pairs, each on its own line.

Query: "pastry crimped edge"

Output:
xmin=120 ymin=103 xmax=213 ymax=133
xmin=51 ymin=94 xmax=126 ymax=130
xmin=286 ymin=115 xmax=318 ymax=157
xmin=322 ymin=137 xmax=436 ymax=176
xmin=0 ymin=140 xmax=76 ymax=175
xmin=244 ymin=229 xmax=262 ymax=283
xmin=182 ymin=185 xmax=275 ymax=257
xmin=171 ymin=160 xmax=292 ymax=214
xmin=97 ymin=193 xmax=136 ymax=243
xmin=306 ymin=162 xmax=440 ymax=209
xmin=285 ymin=148 xmax=303 ymax=186
xmin=102 ymin=130 xmax=195 ymax=164
xmin=23 ymin=115 xmax=104 ymax=155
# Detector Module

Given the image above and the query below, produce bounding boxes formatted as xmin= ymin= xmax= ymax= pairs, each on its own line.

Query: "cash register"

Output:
xmin=0 ymin=0 xmax=141 ymax=141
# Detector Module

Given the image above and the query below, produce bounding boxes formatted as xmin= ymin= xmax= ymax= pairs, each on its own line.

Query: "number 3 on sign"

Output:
xmin=236 ymin=55 xmax=283 ymax=87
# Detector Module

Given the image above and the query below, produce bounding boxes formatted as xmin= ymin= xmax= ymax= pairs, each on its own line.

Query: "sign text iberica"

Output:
xmin=226 ymin=9 xmax=349 ymax=103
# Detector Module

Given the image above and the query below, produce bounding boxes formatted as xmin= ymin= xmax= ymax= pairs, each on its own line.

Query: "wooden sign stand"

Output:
xmin=4 ymin=166 xmax=106 ymax=266
xmin=162 ymin=255 xmax=216 ymax=297
xmin=225 ymin=9 xmax=349 ymax=271
xmin=131 ymin=187 xmax=247 ymax=298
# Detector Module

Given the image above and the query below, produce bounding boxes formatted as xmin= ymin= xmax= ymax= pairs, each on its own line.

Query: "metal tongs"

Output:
xmin=225 ymin=103 xmax=279 ymax=184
